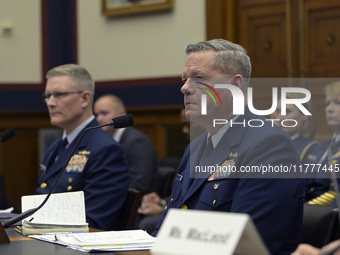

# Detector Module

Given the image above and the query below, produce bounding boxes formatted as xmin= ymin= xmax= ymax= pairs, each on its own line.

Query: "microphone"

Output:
xmin=106 ymin=114 xmax=134 ymax=129
xmin=2 ymin=114 xmax=134 ymax=230
xmin=0 ymin=128 xmax=15 ymax=142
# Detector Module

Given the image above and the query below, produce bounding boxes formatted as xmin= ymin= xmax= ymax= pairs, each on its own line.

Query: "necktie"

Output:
xmin=201 ymin=135 xmax=214 ymax=163
xmin=55 ymin=138 xmax=68 ymax=161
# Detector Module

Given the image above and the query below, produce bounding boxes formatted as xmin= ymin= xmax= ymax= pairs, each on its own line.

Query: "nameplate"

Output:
xmin=151 ymin=209 xmax=269 ymax=255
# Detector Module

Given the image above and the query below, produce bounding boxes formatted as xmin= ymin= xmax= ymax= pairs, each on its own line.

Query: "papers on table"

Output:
xmin=30 ymin=229 xmax=156 ymax=252
xmin=0 ymin=207 xmax=18 ymax=221
xmin=0 ymin=207 xmax=14 ymax=213
xmin=21 ymin=220 xmax=89 ymax=236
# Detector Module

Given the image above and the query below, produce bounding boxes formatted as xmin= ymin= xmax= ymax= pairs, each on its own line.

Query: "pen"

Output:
xmin=43 ymin=231 xmax=84 ymax=235
xmin=13 ymin=226 xmax=22 ymax=235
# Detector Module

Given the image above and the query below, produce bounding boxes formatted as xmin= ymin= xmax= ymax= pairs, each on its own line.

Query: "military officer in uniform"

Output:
xmin=304 ymin=81 xmax=340 ymax=205
xmin=152 ymin=39 xmax=305 ymax=255
xmin=36 ymin=64 xmax=130 ymax=231
xmin=272 ymin=92 xmax=317 ymax=161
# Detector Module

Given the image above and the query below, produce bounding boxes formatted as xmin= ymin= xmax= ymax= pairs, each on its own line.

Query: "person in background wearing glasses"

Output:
xmin=36 ymin=64 xmax=130 ymax=231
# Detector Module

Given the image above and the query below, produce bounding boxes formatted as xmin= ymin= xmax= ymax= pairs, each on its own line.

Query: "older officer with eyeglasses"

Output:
xmin=36 ymin=64 xmax=130 ymax=231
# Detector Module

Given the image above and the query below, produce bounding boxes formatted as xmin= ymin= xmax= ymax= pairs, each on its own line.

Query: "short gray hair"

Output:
xmin=185 ymin=39 xmax=252 ymax=85
xmin=46 ymin=64 xmax=95 ymax=101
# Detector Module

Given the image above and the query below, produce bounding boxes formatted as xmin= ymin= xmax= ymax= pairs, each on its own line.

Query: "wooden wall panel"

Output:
xmin=303 ymin=0 xmax=340 ymax=77
xmin=205 ymin=0 xmax=340 ymax=140
xmin=237 ymin=0 xmax=290 ymax=77
xmin=0 ymin=112 xmax=51 ymax=211
xmin=206 ymin=0 xmax=237 ymax=41
xmin=128 ymin=106 xmax=187 ymax=159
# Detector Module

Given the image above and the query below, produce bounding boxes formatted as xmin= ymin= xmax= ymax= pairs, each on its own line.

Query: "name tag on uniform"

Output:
xmin=39 ymin=164 xmax=47 ymax=172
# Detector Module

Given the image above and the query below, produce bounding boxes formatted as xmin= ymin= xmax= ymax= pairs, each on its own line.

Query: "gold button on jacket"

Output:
xmin=180 ymin=204 xmax=188 ymax=209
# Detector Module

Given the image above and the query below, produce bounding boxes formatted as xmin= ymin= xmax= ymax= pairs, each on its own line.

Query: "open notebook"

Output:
xmin=20 ymin=191 xmax=89 ymax=235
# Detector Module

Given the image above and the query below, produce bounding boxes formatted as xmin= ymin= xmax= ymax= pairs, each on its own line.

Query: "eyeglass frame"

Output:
xmin=42 ymin=91 xmax=84 ymax=103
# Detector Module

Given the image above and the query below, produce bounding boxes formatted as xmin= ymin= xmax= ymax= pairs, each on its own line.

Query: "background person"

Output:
xmin=271 ymin=92 xmax=319 ymax=202
xmin=292 ymin=240 xmax=340 ymax=255
xmin=94 ymin=94 xmax=158 ymax=195
xmin=272 ymin=92 xmax=317 ymax=161
xmin=304 ymin=81 xmax=340 ymax=205
xmin=137 ymin=191 xmax=167 ymax=233
xmin=152 ymin=39 xmax=305 ymax=255
xmin=36 ymin=64 xmax=130 ymax=230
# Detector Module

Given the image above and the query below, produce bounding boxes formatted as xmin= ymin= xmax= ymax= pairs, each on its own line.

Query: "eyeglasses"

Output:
xmin=42 ymin=91 xmax=83 ymax=103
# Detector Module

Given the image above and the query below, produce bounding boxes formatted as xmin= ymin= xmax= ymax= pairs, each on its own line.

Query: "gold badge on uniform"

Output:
xmin=307 ymin=154 xmax=317 ymax=161
xmin=229 ymin=152 xmax=238 ymax=158
xmin=66 ymin=154 xmax=88 ymax=173
xmin=78 ymin=150 xmax=90 ymax=155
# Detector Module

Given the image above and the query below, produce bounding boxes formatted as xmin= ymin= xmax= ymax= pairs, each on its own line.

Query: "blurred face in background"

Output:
xmin=272 ymin=100 xmax=308 ymax=137
xmin=325 ymin=94 xmax=340 ymax=133
xmin=94 ymin=96 xmax=124 ymax=135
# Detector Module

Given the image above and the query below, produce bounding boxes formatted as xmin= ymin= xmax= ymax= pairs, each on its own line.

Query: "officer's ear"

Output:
xmin=230 ymin=74 xmax=244 ymax=91
xmin=80 ymin=91 xmax=91 ymax=108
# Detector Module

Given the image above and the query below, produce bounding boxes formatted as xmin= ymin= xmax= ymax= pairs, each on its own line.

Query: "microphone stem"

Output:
xmin=48 ymin=125 xmax=102 ymax=196
xmin=327 ymin=140 xmax=340 ymax=225
xmin=330 ymin=170 xmax=340 ymax=224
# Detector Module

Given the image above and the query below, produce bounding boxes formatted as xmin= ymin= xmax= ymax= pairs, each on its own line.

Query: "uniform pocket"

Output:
xmin=200 ymin=180 xmax=236 ymax=208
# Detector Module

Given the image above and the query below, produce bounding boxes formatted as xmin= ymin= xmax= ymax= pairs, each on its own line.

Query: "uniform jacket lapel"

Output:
xmin=182 ymin=109 xmax=251 ymax=203
xmin=40 ymin=119 xmax=95 ymax=182
xmin=180 ymin=134 xmax=205 ymax=195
